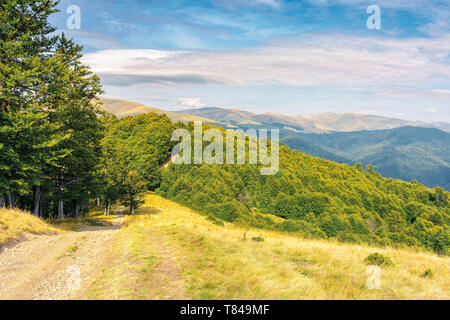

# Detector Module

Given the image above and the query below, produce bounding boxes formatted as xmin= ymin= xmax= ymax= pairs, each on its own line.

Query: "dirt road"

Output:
xmin=0 ymin=215 xmax=124 ymax=300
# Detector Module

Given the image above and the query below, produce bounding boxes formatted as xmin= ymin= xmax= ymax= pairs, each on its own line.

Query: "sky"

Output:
xmin=49 ymin=0 xmax=450 ymax=122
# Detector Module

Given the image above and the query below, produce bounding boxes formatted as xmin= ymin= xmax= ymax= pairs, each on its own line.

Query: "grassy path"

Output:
xmin=0 ymin=214 xmax=123 ymax=300
xmin=86 ymin=194 xmax=449 ymax=300
xmin=1 ymin=194 xmax=448 ymax=300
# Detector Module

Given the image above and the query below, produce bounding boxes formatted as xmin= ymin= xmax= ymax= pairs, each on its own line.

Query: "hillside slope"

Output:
xmin=99 ymin=110 xmax=449 ymax=255
xmin=280 ymin=134 xmax=351 ymax=164
xmin=87 ymin=194 xmax=449 ymax=300
xmin=95 ymin=97 xmax=219 ymax=123
xmin=158 ymin=134 xmax=449 ymax=254
xmin=2 ymin=196 xmax=448 ymax=300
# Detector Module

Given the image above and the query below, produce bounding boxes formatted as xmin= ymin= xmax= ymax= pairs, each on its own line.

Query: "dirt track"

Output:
xmin=0 ymin=215 xmax=124 ymax=300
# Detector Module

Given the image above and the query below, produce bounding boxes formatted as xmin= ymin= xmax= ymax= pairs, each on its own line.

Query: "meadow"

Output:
xmin=86 ymin=193 xmax=449 ymax=300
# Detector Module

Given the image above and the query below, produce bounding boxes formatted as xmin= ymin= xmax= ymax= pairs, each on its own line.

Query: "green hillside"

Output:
xmin=151 ymin=124 xmax=449 ymax=255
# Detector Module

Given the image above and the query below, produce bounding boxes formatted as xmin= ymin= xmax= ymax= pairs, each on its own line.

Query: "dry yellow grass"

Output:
xmin=87 ymin=193 xmax=450 ymax=300
xmin=0 ymin=208 xmax=60 ymax=246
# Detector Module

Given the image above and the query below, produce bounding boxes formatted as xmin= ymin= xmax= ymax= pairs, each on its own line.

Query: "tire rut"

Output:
xmin=0 ymin=215 xmax=124 ymax=300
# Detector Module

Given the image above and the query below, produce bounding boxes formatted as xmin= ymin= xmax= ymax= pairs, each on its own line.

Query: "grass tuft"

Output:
xmin=0 ymin=208 xmax=60 ymax=246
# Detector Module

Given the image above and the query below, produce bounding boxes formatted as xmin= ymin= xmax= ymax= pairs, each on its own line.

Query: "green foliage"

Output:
xmin=252 ymin=236 xmax=265 ymax=242
xmin=0 ymin=1 xmax=103 ymax=218
xmin=205 ymin=201 xmax=243 ymax=222
xmin=159 ymin=138 xmax=450 ymax=254
xmin=421 ymin=268 xmax=433 ymax=278
xmin=2 ymin=1 xmax=449 ymax=258
xmin=101 ymin=113 xmax=176 ymax=213
xmin=364 ymin=253 xmax=394 ymax=267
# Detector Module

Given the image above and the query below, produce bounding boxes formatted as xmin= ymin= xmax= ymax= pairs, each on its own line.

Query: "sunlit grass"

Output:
xmin=49 ymin=216 xmax=113 ymax=231
xmin=0 ymin=208 xmax=60 ymax=245
xmin=87 ymin=193 xmax=449 ymax=300
xmin=87 ymin=214 xmax=161 ymax=299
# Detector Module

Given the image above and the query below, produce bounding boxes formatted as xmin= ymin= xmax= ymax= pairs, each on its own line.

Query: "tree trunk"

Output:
xmin=6 ymin=194 xmax=13 ymax=208
xmin=104 ymin=198 xmax=110 ymax=215
xmin=96 ymin=197 xmax=100 ymax=208
xmin=33 ymin=186 xmax=41 ymax=216
xmin=0 ymin=195 xmax=5 ymax=208
xmin=58 ymin=200 xmax=64 ymax=219
xmin=74 ymin=200 xmax=79 ymax=218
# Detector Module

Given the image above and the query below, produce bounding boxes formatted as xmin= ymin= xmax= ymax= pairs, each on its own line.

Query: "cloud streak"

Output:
xmin=83 ymin=33 xmax=450 ymax=88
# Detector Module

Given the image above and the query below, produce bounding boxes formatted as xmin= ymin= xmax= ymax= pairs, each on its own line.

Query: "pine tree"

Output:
xmin=44 ymin=34 xmax=103 ymax=218
xmin=0 ymin=1 xmax=103 ymax=217
xmin=0 ymin=0 xmax=62 ymax=208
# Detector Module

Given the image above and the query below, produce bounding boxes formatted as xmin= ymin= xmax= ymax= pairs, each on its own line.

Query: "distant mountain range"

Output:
xmin=96 ymin=97 xmax=450 ymax=190
xmin=282 ymin=127 xmax=450 ymax=190
xmin=176 ymin=107 xmax=450 ymax=133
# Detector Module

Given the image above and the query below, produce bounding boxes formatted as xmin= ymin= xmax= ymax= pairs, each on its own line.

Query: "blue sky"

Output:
xmin=50 ymin=0 xmax=450 ymax=122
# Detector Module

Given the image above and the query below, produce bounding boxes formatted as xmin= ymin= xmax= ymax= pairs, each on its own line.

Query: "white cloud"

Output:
xmin=83 ymin=34 xmax=450 ymax=89
xmin=254 ymin=0 xmax=281 ymax=8
xmin=362 ymin=110 xmax=377 ymax=115
xmin=82 ymin=49 xmax=187 ymax=73
xmin=425 ymin=107 xmax=438 ymax=113
xmin=431 ymin=89 xmax=450 ymax=95
xmin=213 ymin=0 xmax=282 ymax=9
xmin=175 ymin=98 xmax=206 ymax=109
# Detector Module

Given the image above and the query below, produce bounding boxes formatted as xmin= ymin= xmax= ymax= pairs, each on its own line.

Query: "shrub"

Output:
xmin=364 ymin=252 xmax=393 ymax=267
xmin=252 ymin=236 xmax=265 ymax=242
xmin=433 ymin=232 xmax=449 ymax=256
xmin=421 ymin=268 xmax=433 ymax=278
xmin=320 ymin=215 xmax=348 ymax=237
xmin=206 ymin=215 xmax=224 ymax=226
xmin=205 ymin=200 xmax=245 ymax=222
xmin=337 ymin=231 xmax=360 ymax=244
xmin=277 ymin=220 xmax=301 ymax=233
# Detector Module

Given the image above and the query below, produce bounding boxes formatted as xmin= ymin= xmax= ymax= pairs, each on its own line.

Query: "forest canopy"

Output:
xmin=157 ymin=124 xmax=450 ymax=255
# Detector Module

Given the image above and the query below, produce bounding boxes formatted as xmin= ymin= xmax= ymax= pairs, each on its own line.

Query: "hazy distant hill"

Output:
xmin=280 ymin=134 xmax=351 ymax=164
xmin=177 ymin=107 xmax=450 ymax=133
xmin=94 ymin=97 xmax=219 ymax=123
xmin=284 ymin=127 xmax=450 ymax=190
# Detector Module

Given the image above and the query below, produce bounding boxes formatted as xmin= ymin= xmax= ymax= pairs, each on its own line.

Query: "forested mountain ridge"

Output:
xmin=84 ymin=110 xmax=450 ymax=254
xmin=95 ymin=98 xmax=450 ymax=189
